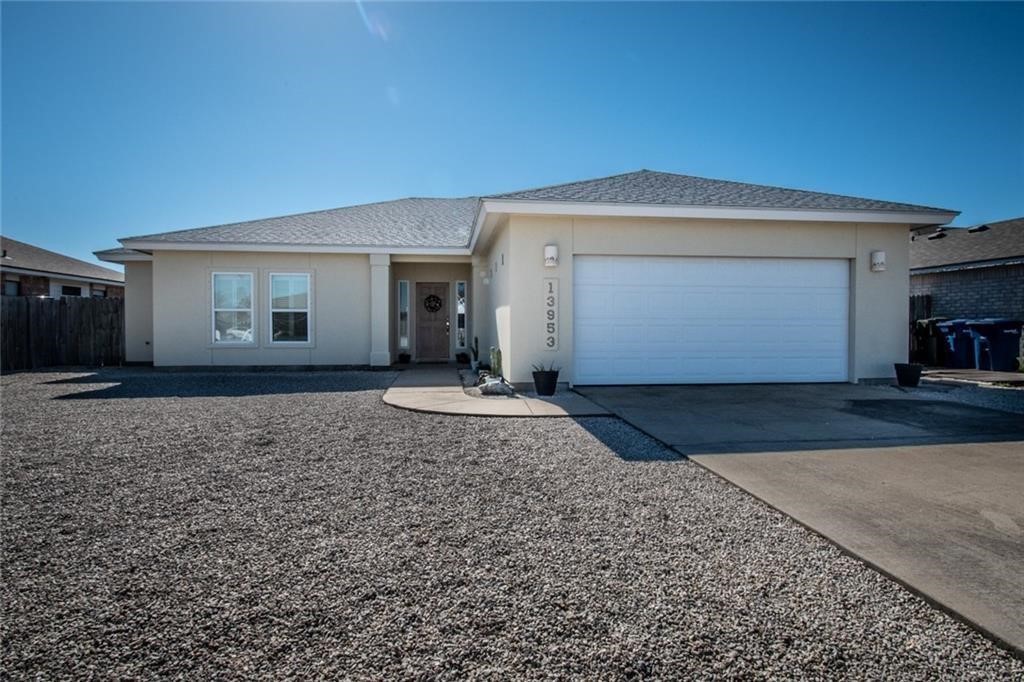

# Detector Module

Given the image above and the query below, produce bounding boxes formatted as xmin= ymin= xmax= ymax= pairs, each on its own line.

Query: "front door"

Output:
xmin=415 ymin=282 xmax=450 ymax=361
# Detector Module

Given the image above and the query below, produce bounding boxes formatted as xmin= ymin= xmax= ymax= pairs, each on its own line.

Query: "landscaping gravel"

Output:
xmin=915 ymin=380 xmax=1024 ymax=415
xmin=2 ymin=369 xmax=1021 ymax=679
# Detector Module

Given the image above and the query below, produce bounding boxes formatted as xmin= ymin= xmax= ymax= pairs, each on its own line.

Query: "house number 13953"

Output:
xmin=543 ymin=278 xmax=559 ymax=350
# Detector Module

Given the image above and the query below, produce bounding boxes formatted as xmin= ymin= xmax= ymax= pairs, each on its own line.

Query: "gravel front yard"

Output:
xmin=2 ymin=369 xmax=1020 ymax=679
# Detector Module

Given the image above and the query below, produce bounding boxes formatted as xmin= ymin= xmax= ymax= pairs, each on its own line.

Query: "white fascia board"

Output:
xmin=467 ymin=204 xmax=488 ymax=252
xmin=95 ymin=251 xmax=153 ymax=263
xmin=480 ymin=199 xmax=958 ymax=227
xmin=0 ymin=266 xmax=124 ymax=286
xmin=118 ymin=240 xmax=472 ymax=256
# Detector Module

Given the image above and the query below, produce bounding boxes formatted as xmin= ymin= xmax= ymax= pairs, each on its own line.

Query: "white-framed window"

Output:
xmin=269 ymin=273 xmax=311 ymax=344
xmin=397 ymin=280 xmax=410 ymax=349
xmin=212 ymin=272 xmax=255 ymax=344
xmin=455 ymin=280 xmax=467 ymax=348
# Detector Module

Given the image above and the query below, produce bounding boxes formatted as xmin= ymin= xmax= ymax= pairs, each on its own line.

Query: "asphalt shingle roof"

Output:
xmin=1 ymin=237 xmax=124 ymax=283
xmin=119 ymin=170 xmax=957 ymax=249
xmin=910 ymin=217 xmax=1024 ymax=270
xmin=489 ymin=170 xmax=956 ymax=214
xmin=123 ymin=198 xmax=481 ymax=248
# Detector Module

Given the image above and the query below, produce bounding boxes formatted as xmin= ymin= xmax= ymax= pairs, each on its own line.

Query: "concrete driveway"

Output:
xmin=577 ymin=383 xmax=1024 ymax=654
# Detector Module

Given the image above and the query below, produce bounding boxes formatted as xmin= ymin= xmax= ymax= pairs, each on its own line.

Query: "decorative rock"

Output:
xmin=478 ymin=378 xmax=514 ymax=396
xmin=2 ymin=368 xmax=1020 ymax=678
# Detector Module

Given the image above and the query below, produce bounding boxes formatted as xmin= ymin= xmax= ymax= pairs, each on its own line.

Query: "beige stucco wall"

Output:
xmin=151 ymin=251 xmax=371 ymax=366
xmin=389 ymin=261 xmax=472 ymax=361
xmin=124 ymin=261 xmax=154 ymax=363
xmin=493 ymin=214 xmax=911 ymax=385
xmin=480 ymin=220 xmax=513 ymax=374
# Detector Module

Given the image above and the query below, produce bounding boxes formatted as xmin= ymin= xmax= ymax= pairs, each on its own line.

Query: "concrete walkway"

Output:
xmin=382 ymin=367 xmax=608 ymax=417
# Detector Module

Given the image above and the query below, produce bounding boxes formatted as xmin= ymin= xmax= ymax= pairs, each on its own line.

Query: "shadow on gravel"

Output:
xmin=45 ymin=370 xmax=393 ymax=400
xmin=573 ymin=417 xmax=684 ymax=463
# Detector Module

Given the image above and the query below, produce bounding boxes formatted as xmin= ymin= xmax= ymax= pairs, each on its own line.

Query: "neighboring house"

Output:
xmin=96 ymin=170 xmax=957 ymax=384
xmin=910 ymin=217 xmax=1024 ymax=320
xmin=1 ymin=236 xmax=125 ymax=299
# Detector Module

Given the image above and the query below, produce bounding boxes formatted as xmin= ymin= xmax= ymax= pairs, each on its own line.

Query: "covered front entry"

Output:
xmin=573 ymin=255 xmax=850 ymax=384
xmin=390 ymin=259 xmax=472 ymax=364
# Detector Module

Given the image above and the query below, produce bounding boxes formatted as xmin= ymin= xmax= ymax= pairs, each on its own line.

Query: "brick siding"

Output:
xmin=105 ymin=285 xmax=125 ymax=298
xmin=910 ymin=263 xmax=1024 ymax=320
xmin=17 ymin=275 xmax=50 ymax=297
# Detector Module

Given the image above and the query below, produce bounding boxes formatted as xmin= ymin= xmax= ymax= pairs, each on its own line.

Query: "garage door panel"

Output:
xmin=574 ymin=256 xmax=849 ymax=384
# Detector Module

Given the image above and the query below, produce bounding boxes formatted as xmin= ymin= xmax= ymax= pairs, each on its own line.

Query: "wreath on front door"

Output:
xmin=424 ymin=294 xmax=443 ymax=313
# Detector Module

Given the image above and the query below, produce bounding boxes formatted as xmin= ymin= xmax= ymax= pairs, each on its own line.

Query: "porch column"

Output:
xmin=369 ymin=253 xmax=391 ymax=366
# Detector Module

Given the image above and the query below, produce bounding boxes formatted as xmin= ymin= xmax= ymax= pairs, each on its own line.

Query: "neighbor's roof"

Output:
xmin=489 ymin=170 xmax=955 ymax=214
xmin=911 ymin=217 xmax=1024 ymax=270
xmin=122 ymin=198 xmax=481 ymax=248
xmin=1 ymin=236 xmax=124 ymax=283
xmin=118 ymin=170 xmax=956 ymax=249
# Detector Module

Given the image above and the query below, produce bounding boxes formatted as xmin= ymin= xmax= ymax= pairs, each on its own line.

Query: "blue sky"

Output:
xmin=3 ymin=2 xmax=1022 ymax=269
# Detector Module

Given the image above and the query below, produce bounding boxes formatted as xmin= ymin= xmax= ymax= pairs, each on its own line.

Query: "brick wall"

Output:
xmin=17 ymin=275 xmax=50 ymax=297
xmin=910 ymin=263 xmax=1024 ymax=320
xmin=106 ymin=285 xmax=125 ymax=298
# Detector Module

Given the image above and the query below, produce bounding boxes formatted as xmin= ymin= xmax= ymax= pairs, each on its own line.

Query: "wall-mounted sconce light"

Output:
xmin=544 ymin=244 xmax=558 ymax=267
xmin=870 ymin=250 xmax=886 ymax=272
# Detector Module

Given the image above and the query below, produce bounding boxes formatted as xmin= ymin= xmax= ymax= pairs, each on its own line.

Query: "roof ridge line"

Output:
xmin=484 ymin=169 xmax=649 ymax=199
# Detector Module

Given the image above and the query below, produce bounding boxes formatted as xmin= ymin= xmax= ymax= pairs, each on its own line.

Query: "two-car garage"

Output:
xmin=573 ymin=255 xmax=850 ymax=385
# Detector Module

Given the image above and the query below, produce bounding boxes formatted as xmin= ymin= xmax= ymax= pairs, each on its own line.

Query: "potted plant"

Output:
xmin=532 ymin=362 xmax=560 ymax=396
xmin=894 ymin=362 xmax=923 ymax=387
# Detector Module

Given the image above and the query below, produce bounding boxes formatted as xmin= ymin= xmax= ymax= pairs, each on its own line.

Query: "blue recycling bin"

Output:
xmin=935 ymin=319 xmax=975 ymax=368
xmin=965 ymin=319 xmax=1023 ymax=371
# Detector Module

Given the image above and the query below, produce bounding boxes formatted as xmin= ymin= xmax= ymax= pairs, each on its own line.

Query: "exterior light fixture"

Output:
xmin=870 ymin=251 xmax=886 ymax=272
xmin=544 ymin=244 xmax=558 ymax=267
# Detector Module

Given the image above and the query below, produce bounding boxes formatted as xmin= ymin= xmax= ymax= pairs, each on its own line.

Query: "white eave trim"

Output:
xmin=479 ymin=199 xmax=958 ymax=227
xmin=118 ymin=240 xmax=473 ymax=256
xmin=911 ymin=256 xmax=1024 ymax=275
xmin=96 ymin=251 xmax=153 ymax=263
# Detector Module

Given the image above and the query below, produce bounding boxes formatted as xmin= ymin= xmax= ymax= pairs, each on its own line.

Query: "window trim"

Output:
xmin=454 ymin=279 xmax=467 ymax=349
xmin=211 ymin=271 xmax=256 ymax=346
xmin=397 ymin=279 xmax=410 ymax=350
xmin=268 ymin=272 xmax=313 ymax=345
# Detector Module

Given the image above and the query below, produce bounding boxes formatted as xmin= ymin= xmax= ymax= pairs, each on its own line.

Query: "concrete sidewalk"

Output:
xmin=383 ymin=367 xmax=608 ymax=417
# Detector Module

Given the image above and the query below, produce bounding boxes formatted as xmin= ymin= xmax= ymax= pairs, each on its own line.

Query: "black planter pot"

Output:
xmin=894 ymin=363 xmax=923 ymax=387
xmin=532 ymin=371 xmax=559 ymax=396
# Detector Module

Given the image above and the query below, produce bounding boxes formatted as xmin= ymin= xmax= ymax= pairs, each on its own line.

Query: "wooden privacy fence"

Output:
xmin=1 ymin=296 xmax=124 ymax=372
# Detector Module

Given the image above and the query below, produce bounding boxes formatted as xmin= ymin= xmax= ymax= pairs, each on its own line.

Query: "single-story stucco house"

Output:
xmin=96 ymin=170 xmax=957 ymax=385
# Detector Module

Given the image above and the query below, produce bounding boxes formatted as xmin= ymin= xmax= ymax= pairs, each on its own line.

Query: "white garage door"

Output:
xmin=573 ymin=256 xmax=849 ymax=384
